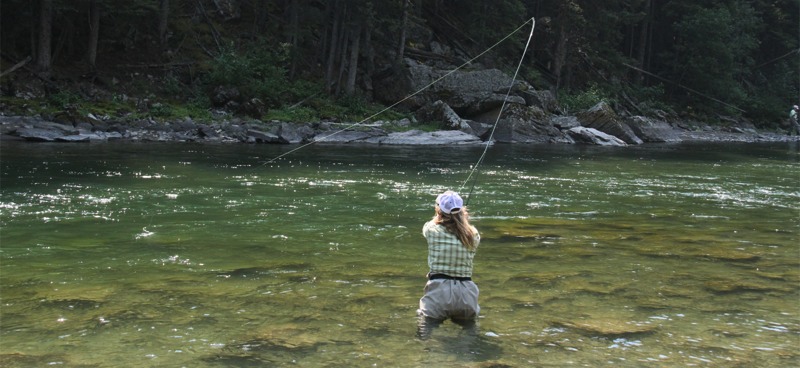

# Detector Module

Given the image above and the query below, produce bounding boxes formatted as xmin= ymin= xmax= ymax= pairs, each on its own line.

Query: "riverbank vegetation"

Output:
xmin=1 ymin=1 xmax=798 ymax=128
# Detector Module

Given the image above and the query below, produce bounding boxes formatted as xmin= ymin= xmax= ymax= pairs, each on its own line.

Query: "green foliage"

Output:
xmin=47 ymin=91 xmax=81 ymax=108
xmin=204 ymin=42 xmax=290 ymax=108
xmin=406 ymin=122 xmax=440 ymax=132
xmin=161 ymin=74 xmax=184 ymax=97
xmin=626 ymin=84 xmax=674 ymax=114
xmin=149 ymin=103 xmax=172 ymax=118
xmin=1 ymin=0 xmax=796 ymax=127
xmin=265 ymin=106 xmax=318 ymax=122
xmin=559 ymin=84 xmax=615 ymax=113
xmin=662 ymin=1 xmax=761 ymax=113
xmin=169 ymin=103 xmax=212 ymax=121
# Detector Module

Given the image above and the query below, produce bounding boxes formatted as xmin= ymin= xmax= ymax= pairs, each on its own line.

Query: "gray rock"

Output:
xmin=625 ymin=116 xmax=681 ymax=143
xmin=567 ymin=127 xmax=627 ymax=146
xmin=104 ymin=131 xmax=124 ymax=140
xmin=522 ymin=89 xmax=559 ymax=113
xmin=366 ymin=129 xmax=484 ymax=145
xmin=414 ymin=100 xmax=475 ymax=134
xmin=247 ymin=128 xmax=282 ymax=143
xmin=476 ymin=104 xmax=565 ymax=143
xmin=313 ymin=130 xmax=379 ymax=143
xmin=56 ymin=134 xmax=104 ymax=142
xmin=550 ymin=115 xmax=581 ymax=129
xmin=577 ymin=102 xmax=643 ymax=144
xmin=16 ymin=127 xmax=61 ymax=141
xmin=374 ymin=59 xmax=528 ymax=116
xmin=278 ymin=122 xmax=314 ymax=144
xmin=464 ymin=121 xmax=494 ymax=139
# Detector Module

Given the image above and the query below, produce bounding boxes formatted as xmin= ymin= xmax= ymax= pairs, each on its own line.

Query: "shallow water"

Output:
xmin=1 ymin=141 xmax=798 ymax=367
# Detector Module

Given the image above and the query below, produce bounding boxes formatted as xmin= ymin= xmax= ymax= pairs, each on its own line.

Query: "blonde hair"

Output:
xmin=434 ymin=206 xmax=478 ymax=250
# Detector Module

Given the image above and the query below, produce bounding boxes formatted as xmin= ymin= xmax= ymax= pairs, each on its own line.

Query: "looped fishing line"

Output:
xmin=262 ymin=17 xmax=536 ymax=166
xmin=460 ymin=17 xmax=536 ymax=205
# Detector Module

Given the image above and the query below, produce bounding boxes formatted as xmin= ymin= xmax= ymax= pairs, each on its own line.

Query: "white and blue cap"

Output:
xmin=436 ymin=191 xmax=464 ymax=214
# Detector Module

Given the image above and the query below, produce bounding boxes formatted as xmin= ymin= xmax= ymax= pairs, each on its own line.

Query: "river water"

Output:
xmin=1 ymin=141 xmax=798 ymax=367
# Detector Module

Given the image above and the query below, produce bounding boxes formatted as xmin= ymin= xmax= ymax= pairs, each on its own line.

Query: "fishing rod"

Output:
xmin=459 ymin=17 xmax=536 ymax=206
xmin=262 ymin=17 xmax=537 ymax=167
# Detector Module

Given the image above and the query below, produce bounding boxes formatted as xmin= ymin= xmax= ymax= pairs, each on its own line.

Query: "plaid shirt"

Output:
xmin=423 ymin=221 xmax=480 ymax=278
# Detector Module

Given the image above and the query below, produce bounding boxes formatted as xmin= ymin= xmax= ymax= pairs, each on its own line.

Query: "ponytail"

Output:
xmin=434 ymin=207 xmax=477 ymax=250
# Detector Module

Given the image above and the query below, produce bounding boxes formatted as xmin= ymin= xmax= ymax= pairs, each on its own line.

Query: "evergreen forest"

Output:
xmin=1 ymin=0 xmax=798 ymax=128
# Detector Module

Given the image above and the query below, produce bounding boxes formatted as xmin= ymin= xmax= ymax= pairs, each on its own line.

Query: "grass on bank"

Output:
xmin=0 ymin=88 xmax=418 ymax=131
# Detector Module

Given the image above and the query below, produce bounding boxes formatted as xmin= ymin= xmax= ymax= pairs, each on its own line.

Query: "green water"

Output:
xmin=1 ymin=141 xmax=798 ymax=367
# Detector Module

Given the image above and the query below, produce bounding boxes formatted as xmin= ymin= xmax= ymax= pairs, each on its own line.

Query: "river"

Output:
xmin=1 ymin=141 xmax=798 ymax=367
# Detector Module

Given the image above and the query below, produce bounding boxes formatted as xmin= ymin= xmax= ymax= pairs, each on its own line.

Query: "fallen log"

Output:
xmin=0 ymin=56 xmax=32 ymax=78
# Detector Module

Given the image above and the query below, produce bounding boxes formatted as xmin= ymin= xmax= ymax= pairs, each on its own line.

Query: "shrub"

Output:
xmin=204 ymin=42 xmax=290 ymax=108
xmin=47 ymin=90 xmax=81 ymax=108
xmin=559 ymin=83 xmax=613 ymax=113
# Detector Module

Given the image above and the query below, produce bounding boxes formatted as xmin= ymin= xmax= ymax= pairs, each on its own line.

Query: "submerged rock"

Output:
xmin=553 ymin=319 xmax=657 ymax=337
xmin=704 ymin=278 xmax=793 ymax=294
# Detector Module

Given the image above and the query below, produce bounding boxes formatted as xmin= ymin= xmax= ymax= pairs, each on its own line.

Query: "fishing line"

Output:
xmin=261 ymin=17 xmax=536 ymax=166
xmin=459 ymin=17 xmax=536 ymax=206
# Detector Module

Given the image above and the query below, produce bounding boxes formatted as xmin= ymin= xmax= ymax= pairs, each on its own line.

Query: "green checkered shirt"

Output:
xmin=423 ymin=221 xmax=480 ymax=278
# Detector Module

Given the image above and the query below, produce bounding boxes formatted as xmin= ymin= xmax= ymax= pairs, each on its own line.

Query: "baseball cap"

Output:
xmin=436 ymin=191 xmax=463 ymax=214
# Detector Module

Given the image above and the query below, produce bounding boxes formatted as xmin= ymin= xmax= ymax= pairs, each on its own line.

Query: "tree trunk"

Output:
xmin=551 ymin=19 xmax=568 ymax=93
xmin=636 ymin=0 xmax=651 ymax=83
xmin=325 ymin=1 xmax=341 ymax=92
xmin=30 ymin=1 xmax=38 ymax=63
xmin=36 ymin=0 xmax=53 ymax=78
xmin=396 ymin=0 xmax=409 ymax=65
xmin=345 ymin=23 xmax=361 ymax=95
xmin=253 ymin=0 xmax=268 ymax=36
xmin=159 ymin=0 xmax=170 ymax=46
xmin=88 ymin=0 xmax=100 ymax=71
xmin=287 ymin=0 xmax=299 ymax=79
xmin=334 ymin=14 xmax=349 ymax=96
xmin=363 ymin=15 xmax=374 ymax=97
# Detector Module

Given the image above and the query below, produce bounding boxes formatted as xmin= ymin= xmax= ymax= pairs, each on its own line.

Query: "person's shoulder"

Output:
xmin=423 ymin=220 xmax=438 ymax=231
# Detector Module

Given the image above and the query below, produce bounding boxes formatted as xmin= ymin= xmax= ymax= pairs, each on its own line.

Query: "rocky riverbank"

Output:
xmin=4 ymin=57 xmax=799 ymax=147
xmin=2 ymin=108 xmax=797 ymax=147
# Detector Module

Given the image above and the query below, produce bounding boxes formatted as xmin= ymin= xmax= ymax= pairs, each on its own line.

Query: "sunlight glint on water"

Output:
xmin=1 ymin=142 xmax=798 ymax=367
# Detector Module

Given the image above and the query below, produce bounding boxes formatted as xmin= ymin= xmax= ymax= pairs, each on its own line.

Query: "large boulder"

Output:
xmin=15 ymin=121 xmax=78 ymax=142
xmin=577 ymin=102 xmax=643 ymax=144
xmin=277 ymin=122 xmax=315 ymax=144
xmin=549 ymin=115 xmax=581 ymax=130
xmin=246 ymin=128 xmax=282 ymax=143
xmin=625 ymin=116 xmax=681 ymax=142
xmin=567 ymin=127 xmax=627 ymax=146
xmin=473 ymin=104 xmax=568 ymax=143
xmin=374 ymin=59 xmax=527 ymax=116
xmin=522 ymin=89 xmax=559 ymax=113
xmin=414 ymin=100 xmax=476 ymax=135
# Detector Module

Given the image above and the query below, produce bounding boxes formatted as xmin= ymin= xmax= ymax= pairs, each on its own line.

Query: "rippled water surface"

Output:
xmin=1 ymin=142 xmax=798 ymax=367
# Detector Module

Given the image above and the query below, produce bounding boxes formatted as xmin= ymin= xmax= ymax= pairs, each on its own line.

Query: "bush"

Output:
xmin=47 ymin=90 xmax=81 ymax=109
xmin=265 ymin=106 xmax=319 ymax=122
xmin=559 ymin=84 xmax=613 ymax=113
xmin=204 ymin=42 xmax=290 ymax=108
